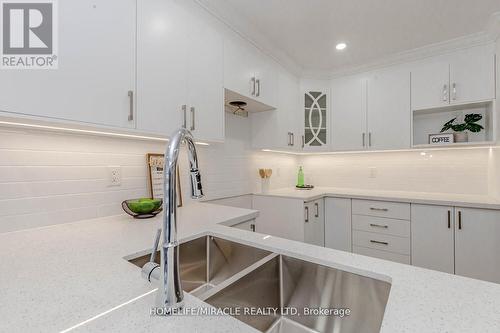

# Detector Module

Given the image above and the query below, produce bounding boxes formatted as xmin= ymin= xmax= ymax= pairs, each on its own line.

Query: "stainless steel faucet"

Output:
xmin=141 ymin=127 xmax=203 ymax=313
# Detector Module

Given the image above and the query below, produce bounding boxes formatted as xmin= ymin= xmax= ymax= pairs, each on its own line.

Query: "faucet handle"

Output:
xmin=141 ymin=229 xmax=161 ymax=282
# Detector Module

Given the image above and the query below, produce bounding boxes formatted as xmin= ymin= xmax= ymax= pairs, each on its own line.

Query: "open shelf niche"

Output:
xmin=412 ymin=101 xmax=495 ymax=148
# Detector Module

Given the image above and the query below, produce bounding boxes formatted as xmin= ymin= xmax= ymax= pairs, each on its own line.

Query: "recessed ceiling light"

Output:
xmin=336 ymin=42 xmax=347 ymax=50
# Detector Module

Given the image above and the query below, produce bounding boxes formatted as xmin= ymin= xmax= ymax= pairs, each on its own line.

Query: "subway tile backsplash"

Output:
xmin=0 ymin=112 xmax=498 ymax=233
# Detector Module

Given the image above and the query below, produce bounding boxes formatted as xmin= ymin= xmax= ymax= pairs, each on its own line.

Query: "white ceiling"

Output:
xmin=201 ymin=0 xmax=500 ymax=75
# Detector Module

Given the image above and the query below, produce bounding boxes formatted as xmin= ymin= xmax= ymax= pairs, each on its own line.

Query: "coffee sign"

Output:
xmin=429 ymin=133 xmax=454 ymax=145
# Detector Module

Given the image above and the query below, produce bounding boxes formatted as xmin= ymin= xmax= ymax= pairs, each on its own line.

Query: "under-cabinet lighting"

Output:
xmin=0 ymin=120 xmax=210 ymax=146
xmin=261 ymin=146 xmax=497 ymax=156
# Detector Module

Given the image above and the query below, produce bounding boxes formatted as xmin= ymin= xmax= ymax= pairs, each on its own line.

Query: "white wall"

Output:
xmin=300 ymin=148 xmax=494 ymax=195
xmin=0 ymin=113 xmax=297 ymax=233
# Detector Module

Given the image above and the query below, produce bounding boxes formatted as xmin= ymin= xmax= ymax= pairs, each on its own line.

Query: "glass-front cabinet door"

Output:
xmin=303 ymin=89 xmax=329 ymax=149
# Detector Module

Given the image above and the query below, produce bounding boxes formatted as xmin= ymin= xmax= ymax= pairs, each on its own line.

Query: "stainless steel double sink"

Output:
xmin=127 ymin=235 xmax=391 ymax=333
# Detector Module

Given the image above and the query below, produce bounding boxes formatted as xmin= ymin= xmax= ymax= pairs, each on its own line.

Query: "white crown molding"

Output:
xmin=194 ymin=0 xmax=304 ymax=77
xmin=302 ymin=32 xmax=495 ymax=80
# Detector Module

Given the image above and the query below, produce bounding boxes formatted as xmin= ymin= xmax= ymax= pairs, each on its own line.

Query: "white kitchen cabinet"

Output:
xmin=411 ymin=44 xmax=496 ymax=110
xmin=304 ymin=199 xmax=325 ymax=246
xmin=325 ymin=198 xmax=352 ymax=252
xmin=224 ymin=36 xmax=277 ymax=108
xmin=137 ymin=0 xmax=224 ymax=141
xmin=251 ymin=67 xmax=300 ymax=150
xmin=331 ymin=76 xmax=367 ymax=151
xmin=0 ymin=0 xmax=136 ymax=128
xmin=410 ymin=56 xmax=450 ymax=110
xmin=411 ymin=204 xmax=455 ymax=274
xmin=252 ymin=196 xmax=305 ymax=242
xmin=367 ymin=67 xmax=411 ymax=150
xmin=455 ymin=207 xmax=500 ymax=284
xmin=449 ymin=44 xmax=496 ymax=105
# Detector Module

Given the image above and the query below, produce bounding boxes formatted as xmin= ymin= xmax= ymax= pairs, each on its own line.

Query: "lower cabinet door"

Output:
xmin=304 ymin=200 xmax=325 ymax=246
xmin=325 ymin=198 xmax=352 ymax=251
xmin=455 ymin=207 xmax=500 ymax=283
xmin=411 ymin=204 xmax=455 ymax=274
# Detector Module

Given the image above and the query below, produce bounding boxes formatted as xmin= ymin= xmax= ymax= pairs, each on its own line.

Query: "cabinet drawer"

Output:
xmin=353 ymin=246 xmax=410 ymax=265
xmin=352 ymin=215 xmax=410 ymax=237
xmin=353 ymin=230 xmax=410 ymax=255
xmin=352 ymin=199 xmax=410 ymax=220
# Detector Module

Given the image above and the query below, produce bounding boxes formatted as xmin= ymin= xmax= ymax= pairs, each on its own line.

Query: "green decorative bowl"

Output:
xmin=122 ymin=198 xmax=163 ymax=219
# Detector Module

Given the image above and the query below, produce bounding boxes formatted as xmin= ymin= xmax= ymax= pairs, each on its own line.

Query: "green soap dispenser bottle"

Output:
xmin=297 ymin=166 xmax=305 ymax=187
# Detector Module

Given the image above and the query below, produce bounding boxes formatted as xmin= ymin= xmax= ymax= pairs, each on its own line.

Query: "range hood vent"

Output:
xmin=224 ymin=88 xmax=276 ymax=117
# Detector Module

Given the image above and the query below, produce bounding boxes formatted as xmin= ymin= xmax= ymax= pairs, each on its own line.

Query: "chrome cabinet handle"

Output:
xmin=251 ymin=77 xmax=256 ymax=96
xmin=368 ymin=132 xmax=372 ymax=147
xmin=362 ymin=133 xmax=366 ymax=147
xmin=369 ymin=223 xmax=388 ymax=229
xmin=305 ymin=206 xmax=309 ymax=223
xmin=447 ymin=210 xmax=451 ymax=229
xmin=314 ymin=202 xmax=319 ymax=218
xmin=370 ymin=207 xmax=388 ymax=212
xmin=291 ymin=133 xmax=295 ymax=146
xmin=250 ymin=224 xmax=256 ymax=232
xmin=443 ymin=84 xmax=448 ymax=102
xmin=370 ymin=240 xmax=389 ymax=246
xmin=458 ymin=211 xmax=462 ymax=230
xmin=452 ymin=83 xmax=457 ymax=100
xmin=182 ymin=105 xmax=187 ymax=128
xmin=127 ymin=90 xmax=134 ymax=121
xmin=302 ymin=135 xmax=305 ymax=148
xmin=287 ymin=132 xmax=292 ymax=146
xmin=190 ymin=106 xmax=195 ymax=131
xmin=256 ymin=79 xmax=261 ymax=97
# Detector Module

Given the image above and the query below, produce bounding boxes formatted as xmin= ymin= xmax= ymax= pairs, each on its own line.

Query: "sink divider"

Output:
xmin=195 ymin=252 xmax=280 ymax=301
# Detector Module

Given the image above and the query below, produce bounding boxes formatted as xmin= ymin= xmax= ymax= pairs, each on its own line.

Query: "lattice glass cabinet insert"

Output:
xmin=304 ymin=90 xmax=328 ymax=147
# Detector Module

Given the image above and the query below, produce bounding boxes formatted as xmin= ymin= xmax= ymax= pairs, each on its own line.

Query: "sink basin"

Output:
xmin=128 ymin=236 xmax=390 ymax=333
xmin=127 ymin=235 xmax=272 ymax=298
xmin=205 ymin=255 xmax=391 ymax=333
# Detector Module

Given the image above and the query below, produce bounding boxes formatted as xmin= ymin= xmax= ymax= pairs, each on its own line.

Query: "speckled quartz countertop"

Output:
xmin=254 ymin=187 xmax=500 ymax=210
xmin=1 ymin=201 xmax=500 ymax=333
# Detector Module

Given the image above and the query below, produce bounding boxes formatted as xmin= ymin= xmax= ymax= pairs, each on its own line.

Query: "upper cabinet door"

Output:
xmin=449 ymin=44 xmax=496 ymax=105
xmin=224 ymin=37 xmax=259 ymax=98
xmin=254 ymin=55 xmax=278 ymax=107
xmin=331 ymin=76 xmax=367 ymax=151
xmin=137 ymin=0 xmax=189 ymax=136
xmin=186 ymin=8 xmax=224 ymax=142
xmin=302 ymin=86 xmax=329 ymax=150
xmin=0 ymin=0 xmax=136 ymax=128
xmin=224 ymin=36 xmax=277 ymax=108
xmin=367 ymin=67 xmax=411 ymax=150
xmin=410 ymin=57 xmax=450 ymax=110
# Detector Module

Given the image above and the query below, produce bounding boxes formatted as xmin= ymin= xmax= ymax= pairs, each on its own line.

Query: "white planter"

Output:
xmin=454 ymin=132 xmax=468 ymax=143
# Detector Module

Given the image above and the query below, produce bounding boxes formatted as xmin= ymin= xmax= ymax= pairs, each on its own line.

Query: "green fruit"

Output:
xmin=127 ymin=199 xmax=156 ymax=214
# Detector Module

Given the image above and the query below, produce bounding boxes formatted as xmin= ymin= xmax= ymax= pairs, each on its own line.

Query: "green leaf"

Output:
xmin=440 ymin=117 xmax=457 ymax=132
xmin=464 ymin=113 xmax=482 ymax=124
xmin=466 ymin=123 xmax=484 ymax=133
xmin=451 ymin=123 xmax=467 ymax=132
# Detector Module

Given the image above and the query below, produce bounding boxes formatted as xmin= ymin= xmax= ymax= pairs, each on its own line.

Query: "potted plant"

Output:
xmin=440 ymin=113 xmax=484 ymax=142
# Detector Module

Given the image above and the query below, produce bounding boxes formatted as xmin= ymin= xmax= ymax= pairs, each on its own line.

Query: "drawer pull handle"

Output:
xmin=369 ymin=223 xmax=388 ymax=229
xmin=370 ymin=240 xmax=389 ymax=246
xmin=369 ymin=207 xmax=388 ymax=212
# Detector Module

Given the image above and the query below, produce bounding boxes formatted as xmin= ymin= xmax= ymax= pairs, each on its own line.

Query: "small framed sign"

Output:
xmin=147 ymin=153 xmax=183 ymax=207
xmin=428 ymin=133 xmax=454 ymax=145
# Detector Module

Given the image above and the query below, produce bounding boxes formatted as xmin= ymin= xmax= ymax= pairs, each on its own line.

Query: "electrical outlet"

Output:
xmin=369 ymin=167 xmax=377 ymax=178
xmin=108 ymin=166 xmax=121 ymax=186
